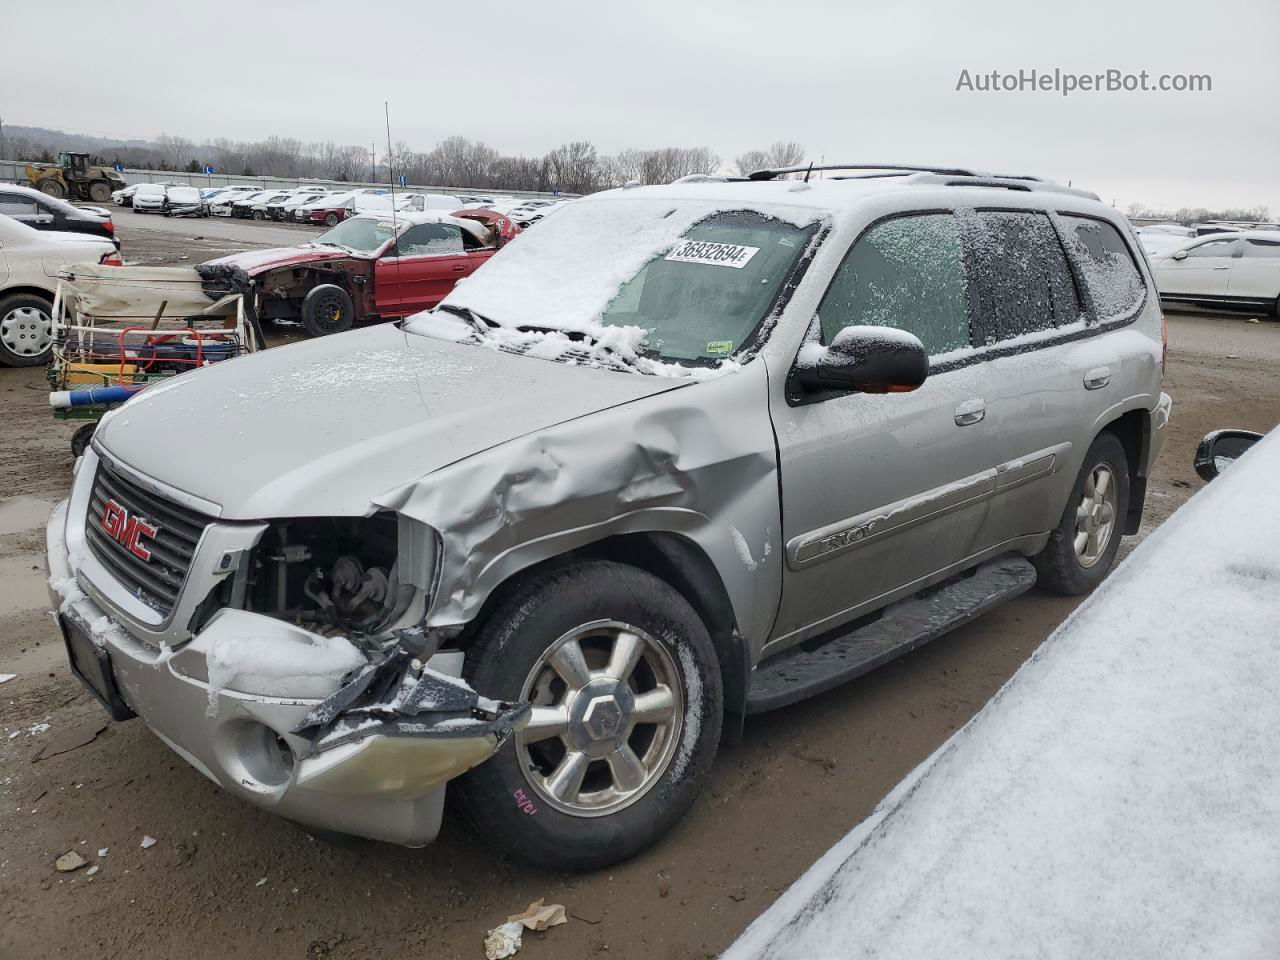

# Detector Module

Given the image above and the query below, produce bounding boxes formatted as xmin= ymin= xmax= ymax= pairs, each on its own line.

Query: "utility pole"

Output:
xmin=371 ymin=142 xmax=376 ymax=183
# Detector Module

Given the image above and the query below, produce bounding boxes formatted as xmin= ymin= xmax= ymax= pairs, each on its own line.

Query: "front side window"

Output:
xmin=1183 ymin=237 xmax=1238 ymax=258
xmin=393 ymin=223 xmax=464 ymax=257
xmin=968 ymin=211 xmax=1081 ymax=344
xmin=1061 ymin=215 xmax=1146 ymax=320
xmin=1239 ymin=237 xmax=1280 ymax=259
xmin=0 ymin=194 xmax=40 ymax=217
xmin=599 ymin=211 xmax=817 ymax=361
xmin=818 ymin=213 xmax=971 ymax=355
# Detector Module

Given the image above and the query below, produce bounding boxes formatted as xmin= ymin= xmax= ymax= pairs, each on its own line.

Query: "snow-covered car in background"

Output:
xmin=0 ymin=214 xmax=119 ymax=366
xmin=130 ymin=183 xmax=167 ymax=214
xmin=163 ymin=185 xmax=206 ymax=217
xmin=292 ymin=189 xmax=391 ymax=226
xmin=238 ymin=191 xmax=292 ymax=220
xmin=111 ymin=184 xmax=139 ymax=207
xmin=272 ymin=191 xmax=330 ymax=221
xmin=1152 ymin=229 xmax=1280 ymax=316
xmin=50 ymin=168 xmax=1169 ymax=870
xmin=724 ymin=426 xmax=1276 ymax=960
xmin=396 ymin=193 xmax=463 ymax=212
xmin=0 ymin=183 xmax=118 ymax=247
xmin=208 ymin=188 xmax=265 ymax=216
xmin=203 ymin=208 xmax=518 ymax=335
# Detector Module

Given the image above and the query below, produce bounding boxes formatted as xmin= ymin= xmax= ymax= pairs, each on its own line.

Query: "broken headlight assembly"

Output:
xmin=241 ymin=514 xmax=426 ymax=636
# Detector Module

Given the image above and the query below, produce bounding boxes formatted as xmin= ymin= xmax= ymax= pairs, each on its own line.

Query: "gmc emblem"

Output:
xmin=101 ymin=500 xmax=159 ymax=561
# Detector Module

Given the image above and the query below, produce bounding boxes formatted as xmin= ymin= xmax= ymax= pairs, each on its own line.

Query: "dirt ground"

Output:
xmin=2 ymin=221 xmax=1278 ymax=959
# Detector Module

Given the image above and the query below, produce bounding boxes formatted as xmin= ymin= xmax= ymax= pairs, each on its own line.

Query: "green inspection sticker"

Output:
xmin=705 ymin=340 xmax=734 ymax=355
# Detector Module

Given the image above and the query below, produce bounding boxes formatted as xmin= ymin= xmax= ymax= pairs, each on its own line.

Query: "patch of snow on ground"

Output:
xmin=724 ymin=429 xmax=1280 ymax=960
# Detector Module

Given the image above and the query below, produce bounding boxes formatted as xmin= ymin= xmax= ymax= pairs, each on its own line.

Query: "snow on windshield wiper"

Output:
xmin=436 ymin=303 xmax=496 ymax=337
xmin=516 ymin=323 xmax=645 ymax=372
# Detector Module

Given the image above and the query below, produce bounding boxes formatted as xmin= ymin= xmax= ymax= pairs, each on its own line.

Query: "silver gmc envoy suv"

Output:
xmin=48 ymin=164 xmax=1171 ymax=870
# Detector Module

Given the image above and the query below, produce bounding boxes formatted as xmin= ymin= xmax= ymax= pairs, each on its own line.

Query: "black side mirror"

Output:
xmin=796 ymin=326 xmax=929 ymax=394
xmin=1194 ymin=429 xmax=1263 ymax=481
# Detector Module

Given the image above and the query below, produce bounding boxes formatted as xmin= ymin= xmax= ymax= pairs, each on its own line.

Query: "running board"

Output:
xmin=745 ymin=555 xmax=1037 ymax=714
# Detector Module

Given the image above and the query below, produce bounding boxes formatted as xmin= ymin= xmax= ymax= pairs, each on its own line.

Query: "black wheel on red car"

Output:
xmin=454 ymin=560 xmax=723 ymax=871
xmin=300 ymin=284 xmax=355 ymax=338
xmin=324 ymin=212 xmax=340 ymax=227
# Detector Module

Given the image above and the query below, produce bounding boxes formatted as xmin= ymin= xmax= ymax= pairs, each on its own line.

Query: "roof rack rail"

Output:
xmin=747 ymin=163 xmax=979 ymax=181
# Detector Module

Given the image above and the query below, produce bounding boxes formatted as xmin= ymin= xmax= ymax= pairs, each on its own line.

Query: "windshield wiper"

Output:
xmin=436 ymin=303 xmax=497 ymax=337
xmin=516 ymin=323 xmax=645 ymax=373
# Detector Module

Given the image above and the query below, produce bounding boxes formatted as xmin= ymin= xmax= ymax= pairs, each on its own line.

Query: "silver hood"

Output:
xmin=93 ymin=325 xmax=685 ymax=519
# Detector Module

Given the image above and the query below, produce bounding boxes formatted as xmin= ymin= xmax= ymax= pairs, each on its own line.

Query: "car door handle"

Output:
xmin=954 ymin=399 xmax=986 ymax=426
xmin=1211 ymin=266 xmax=1230 ymax=270
xmin=451 ymin=264 xmax=467 ymax=272
xmin=1083 ymin=366 xmax=1112 ymax=390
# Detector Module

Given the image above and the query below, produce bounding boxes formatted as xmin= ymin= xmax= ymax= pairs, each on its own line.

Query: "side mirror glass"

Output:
xmin=797 ymin=325 xmax=929 ymax=394
xmin=1171 ymin=250 xmax=1189 ymax=261
xmin=1194 ymin=429 xmax=1263 ymax=481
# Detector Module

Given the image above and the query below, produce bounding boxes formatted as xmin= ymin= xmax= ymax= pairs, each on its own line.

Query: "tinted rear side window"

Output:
xmin=818 ymin=213 xmax=972 ymax=355
xmin=1060 ymin=215 xmax=1145 ymax=320
xmin=964 ymin=211 xmax=1080 ymax=346
xmin=1240 ymin=237 xmax=1280 ymax=258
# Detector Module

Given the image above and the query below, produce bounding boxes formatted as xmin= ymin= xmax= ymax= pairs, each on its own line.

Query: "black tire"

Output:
xmin=38 ymin=179 xmax=66 ymax=199
xmin=88 ymin=182 xmax=112 ymax=203
xmin=300 ymin=284 xmax=355 ymax=337
xmin=70 ymin=423 xmax=96 ymax=458
xmin=1033 ymin=432 xmax=1130 ymax=595
xmin=453 ymin=560 xmax=723 ymax=871
xmin=252 ymin=209 xmax=265 ymax=221
xmin=324 ymin=212 xmax=340 ymax=227
xmin=0 ymin=293 xmax=55 ymax=367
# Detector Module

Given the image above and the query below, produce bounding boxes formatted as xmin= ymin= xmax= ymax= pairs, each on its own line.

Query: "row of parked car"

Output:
xmin=1136 ymin=223 xmax=1280 ymax=317
xmin=110 ymin=181 xmax=568 ymax=228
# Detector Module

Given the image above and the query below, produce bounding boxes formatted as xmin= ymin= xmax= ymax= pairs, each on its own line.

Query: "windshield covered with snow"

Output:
xmin=404 ymin=195 xmax=821 ymax=373
xmin=314 ymin=217 xmax=396 ymax=254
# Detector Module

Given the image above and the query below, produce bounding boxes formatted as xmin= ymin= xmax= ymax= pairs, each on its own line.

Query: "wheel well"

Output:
xmin=1099 ymin=409 xmax=1150 ymax=535
xmin=457 ymin=532 xmax=750 ymax=724
xmin=0 ymin=286 xmax=54 ymax=307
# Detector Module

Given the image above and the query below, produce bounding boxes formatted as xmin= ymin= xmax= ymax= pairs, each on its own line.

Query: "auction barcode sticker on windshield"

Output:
xmin=666 ymin=240 xmax=760 ymax=269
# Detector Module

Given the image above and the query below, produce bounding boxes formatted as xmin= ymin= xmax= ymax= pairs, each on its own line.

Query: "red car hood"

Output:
xmin=205 ymin=245 xmax=365 ymax=276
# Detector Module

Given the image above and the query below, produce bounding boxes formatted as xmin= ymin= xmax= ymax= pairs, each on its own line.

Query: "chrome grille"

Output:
xmin=84 ymin=461 xmax=213 ymax=616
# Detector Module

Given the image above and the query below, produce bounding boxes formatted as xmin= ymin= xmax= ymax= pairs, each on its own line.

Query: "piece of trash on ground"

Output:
xmin=55 ymin=851 xmax=88 ymax=872
xmin=0 ymin=673 xmax=15 ymax=684
xmin=484 ymin=921 xmax=523 ymax=960
xmin=98 ymin=847 xmax=108 ymax=857
xmin=509 ymin=898 xmax=568 ymax=932
xmin=86 ymin=865 xmax=100 ymax=877
xmin=32 ymin=719 xmax=107 ymax=762
xmin=140 ymin=835 xmax=157 ymax=849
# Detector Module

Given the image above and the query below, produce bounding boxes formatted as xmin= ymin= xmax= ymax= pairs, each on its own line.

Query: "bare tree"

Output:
xmin=735 ymin=141 xmax=806 ymax=176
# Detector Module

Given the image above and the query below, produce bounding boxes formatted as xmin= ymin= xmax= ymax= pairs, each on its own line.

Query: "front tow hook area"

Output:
xmin=290 ymin=649 xmax=530 ymax=799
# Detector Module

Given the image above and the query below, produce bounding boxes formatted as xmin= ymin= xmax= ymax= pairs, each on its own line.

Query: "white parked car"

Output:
xmin=396 ymin=193 xmax=462 ymax=212
xmin=111 ymin=184 xmax=140 ymax=207
xmin=209 ymin=188 xmax=266 ymax=216
xmin=0 ymin=214 xmax=119 ymax=366
xmin=131 ymin=183 xmax=167 ymax=214
xmin=164 ymin=185 xmax=206 ymax=217
xmin=1152 ymin=229 xmax=1280 ymax=316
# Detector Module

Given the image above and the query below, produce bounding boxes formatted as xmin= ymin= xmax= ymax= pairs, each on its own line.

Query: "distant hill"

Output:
xmin=0 ymin=124 xmax=155 ymax=154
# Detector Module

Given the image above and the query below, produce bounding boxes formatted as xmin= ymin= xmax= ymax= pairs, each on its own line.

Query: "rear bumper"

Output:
xmin=46 ymin=495 xmax=512 ymax=847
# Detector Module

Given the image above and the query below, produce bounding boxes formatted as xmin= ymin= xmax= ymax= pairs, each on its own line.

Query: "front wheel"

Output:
xmin=324 ymin=212 xmax=340 ymax=227
xmin=300 ymin=284 xmax=354 ymax=337
xmin=454 ymin=560 xmax=723 ymax=871
xmin=1033 ymin=432 xmax=1130 ymax=595
xmin=89 ymin=182 xmax=112 ymax=203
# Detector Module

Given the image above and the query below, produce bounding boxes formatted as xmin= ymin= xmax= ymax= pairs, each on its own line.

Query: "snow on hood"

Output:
xmin=725 ymin=429 xmax=1280 ymax=960
xmin=204 ymin=245 xmax=355 ymax=273
xmin=92 ymin=324 xmax=684 ymax=519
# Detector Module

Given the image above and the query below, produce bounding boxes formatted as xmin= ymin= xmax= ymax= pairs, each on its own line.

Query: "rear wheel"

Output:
xmin=324 ymin=212 xmax=340 ymax=227
xmin=300 ymin=284 xmax=355 ymax=337
xmin=38 ymin=179 xmax=66 ymax=199
xmin=1033 ymin=432 xmax=1130 ymax=595
xmin=0 ymin=294 xmax=55 ymax=367
xmin=88 ymin=182 xmax=112 ymax=203
xmin=252 ymin=209 xmax=265 ymax=221
xmin=454 ymin=560 xmax=722 ymax=871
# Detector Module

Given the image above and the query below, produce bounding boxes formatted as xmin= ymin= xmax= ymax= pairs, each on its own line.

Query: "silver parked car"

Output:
xmin=47 ymin=163 xmax=1171 ymax=870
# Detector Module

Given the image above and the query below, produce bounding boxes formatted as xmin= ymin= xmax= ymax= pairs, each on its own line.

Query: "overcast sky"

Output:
xmin=6 ymin=0 xmax=1278 ymax=214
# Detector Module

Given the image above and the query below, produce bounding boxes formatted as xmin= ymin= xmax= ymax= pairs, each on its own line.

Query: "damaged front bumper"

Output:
xmin=46 ymin=499 xmax=526 ymax=847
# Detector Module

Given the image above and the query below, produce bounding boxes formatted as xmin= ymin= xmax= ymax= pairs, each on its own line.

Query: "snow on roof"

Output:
xmin=725 ymin=428 xmax=1280 ymax=960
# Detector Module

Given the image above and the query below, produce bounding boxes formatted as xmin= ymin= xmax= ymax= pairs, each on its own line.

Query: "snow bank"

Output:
xmin=725 ymin=429 xmax=1280 ymax=960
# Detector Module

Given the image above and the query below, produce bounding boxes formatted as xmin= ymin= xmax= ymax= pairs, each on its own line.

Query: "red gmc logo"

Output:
xmin=101 ymin=500 xmax=159 ymax=561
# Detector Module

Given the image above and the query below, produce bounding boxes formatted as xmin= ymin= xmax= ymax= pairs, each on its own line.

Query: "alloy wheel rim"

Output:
xmin=0 ymin=306 xmax=52 ymax=357
xmin=1074 ymin=462 xmax=1118 ymax=568
xmin=516 ymin=619 xmax=683 ymax=818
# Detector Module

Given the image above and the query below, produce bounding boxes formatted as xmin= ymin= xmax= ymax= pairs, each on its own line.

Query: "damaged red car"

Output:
xmin=207 ymin=210 xmax=519 ymax=337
